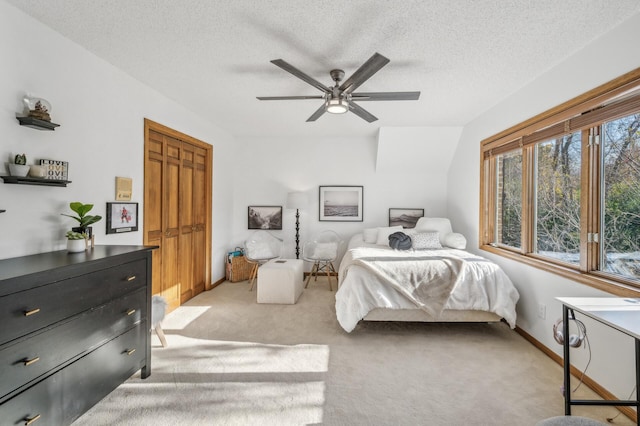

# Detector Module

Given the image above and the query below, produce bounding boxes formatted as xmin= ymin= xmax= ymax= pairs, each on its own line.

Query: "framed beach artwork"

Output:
xmin=106 ymin=202 xmax=138 ymax=234
xmin=389 ymin=208 xmax=424 ymax=228
xmin=319 ymin=186 xmax=363 ymax=222
xmin=248 ymin=206 xmax=283 ymax=230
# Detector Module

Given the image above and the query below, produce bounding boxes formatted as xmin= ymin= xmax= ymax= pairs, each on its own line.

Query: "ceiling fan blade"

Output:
xmin=339 ymin=53 xmax=390 ymax=94
xmin=257 ymin=95 xmax=324 ymax=100
xmin=351 ymin=91 xmax=421 ymax=101
xmin=271 ymin=59 xmax=330 ymax=93
xmin=306 ymin=103 xmax=327 ymax=122
xmin=349 ymin=102 xmax=378 ymax=123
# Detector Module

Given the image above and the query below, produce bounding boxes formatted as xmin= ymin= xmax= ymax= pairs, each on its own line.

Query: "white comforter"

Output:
xmin=335 ymin=241 xmax=519 ymax=332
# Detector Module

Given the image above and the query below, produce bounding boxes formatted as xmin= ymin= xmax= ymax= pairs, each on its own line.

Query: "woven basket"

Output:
xmin=226 ymin=255 xmax=252 ymax=282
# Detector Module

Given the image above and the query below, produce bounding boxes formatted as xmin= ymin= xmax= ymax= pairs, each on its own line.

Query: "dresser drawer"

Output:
xmin=1 ymin=325 xmax=146 ymax=426
xmin=0 ymin=288 xmax=147 ymax=401
xmin=0 ymin=259 xmax=146 ymax=345
xmin=0 ymin=369 xmax=64 ymax=426
xmin=61 ymin=324 xmax=147 ymax=425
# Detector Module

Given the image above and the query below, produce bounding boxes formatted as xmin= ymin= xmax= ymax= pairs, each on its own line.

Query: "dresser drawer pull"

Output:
xmin=126 ymin=275 xmax=137 ymax=282
xmin=24 ymin=357 xmax=40 ymax=366
xmin=24 ymin=414 xmax=41 ymax=425
xmin=126 ymin=348 xmax=136 ymax=356
xmin=126 ymin=309 xmax=137 ymax=316
xmin=24 ymin=308 xmax=41 ymax=317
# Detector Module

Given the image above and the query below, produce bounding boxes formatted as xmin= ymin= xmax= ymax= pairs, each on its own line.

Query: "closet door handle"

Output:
xmin=165 ymin=231 xmax=171 ymax=237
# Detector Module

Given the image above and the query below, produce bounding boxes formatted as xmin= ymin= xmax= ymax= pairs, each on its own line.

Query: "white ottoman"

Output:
xmin=257 ymin=259 xmax=304 ymax=304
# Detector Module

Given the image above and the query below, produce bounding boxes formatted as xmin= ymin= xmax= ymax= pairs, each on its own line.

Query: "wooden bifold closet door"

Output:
xmin=144 ymin=119 xmax=212 ymax=312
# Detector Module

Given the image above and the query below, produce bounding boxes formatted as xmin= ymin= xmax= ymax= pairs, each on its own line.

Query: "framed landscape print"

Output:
xmin=389 ymin=208 xmax=424 ymax=228
xmin=106 ymin=202 xmax=138 ymax=234
xmin=319 ymin=186 xmax=363 ymax=222
xmin=248 ymin=206 xmax=283 ymax=230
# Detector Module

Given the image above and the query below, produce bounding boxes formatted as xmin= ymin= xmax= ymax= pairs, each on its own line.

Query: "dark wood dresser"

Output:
xmin=0 ymin=245 xmax=155 ymax=425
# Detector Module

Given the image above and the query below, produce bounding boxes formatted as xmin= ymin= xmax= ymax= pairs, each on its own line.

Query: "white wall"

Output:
xmin=0 ymin=1 xmax=236 ymax=280
xmin=448 ymin=12 xmax=640 ymax=399
xmin=230 ymin=127 xmax=461 ymax=264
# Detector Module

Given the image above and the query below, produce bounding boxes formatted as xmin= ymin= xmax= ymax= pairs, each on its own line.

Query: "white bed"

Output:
xmin=334 ymin=218 xmax=519 ymax=332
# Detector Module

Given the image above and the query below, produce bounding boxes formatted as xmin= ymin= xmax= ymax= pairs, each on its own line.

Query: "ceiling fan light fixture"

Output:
xmin=326 ymin=97 xmax=349 ymax=114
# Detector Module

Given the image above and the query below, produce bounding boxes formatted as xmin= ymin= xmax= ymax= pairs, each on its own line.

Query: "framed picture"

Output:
xmin=248 ymin=206 xmax=283 ymax=230
xmin=40 ymin=159 xmax=69 ymax=180
xmin=319 ymin=186 xmax=363 ymax=222
xmin=389 ymin=208 xmax=424 ymax=228
xmin=106 ymin=202 xmax=138 ymax=234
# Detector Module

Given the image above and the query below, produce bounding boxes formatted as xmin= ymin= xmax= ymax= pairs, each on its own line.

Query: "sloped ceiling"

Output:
xmin=5 ymin=0 xmax=640 ymax=138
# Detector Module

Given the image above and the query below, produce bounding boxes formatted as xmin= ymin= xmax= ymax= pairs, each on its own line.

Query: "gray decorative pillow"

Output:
xmin=388 ymin=231 xmax=412 ymax=250
xmin=412 ymin=231 xmax=442 ymax=250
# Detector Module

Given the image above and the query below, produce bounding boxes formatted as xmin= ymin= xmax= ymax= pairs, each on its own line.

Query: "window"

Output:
xmin=601 ymin=113 xmax=640 ymax=279
xmin=496 ymin=150 xmax=522 ymax=249
xmin=534 ymin=133 xmax=581 ymax=265
xmin=480 ymin=68 xmax=640 ymax=292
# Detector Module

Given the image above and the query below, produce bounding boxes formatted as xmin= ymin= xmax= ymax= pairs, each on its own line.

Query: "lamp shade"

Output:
xmin=286 ymin=192 xmax=308 ymax=210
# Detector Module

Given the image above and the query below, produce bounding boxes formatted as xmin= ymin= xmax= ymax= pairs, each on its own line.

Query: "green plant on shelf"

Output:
xmin=14 ymin=154 xmax=26 ymax=165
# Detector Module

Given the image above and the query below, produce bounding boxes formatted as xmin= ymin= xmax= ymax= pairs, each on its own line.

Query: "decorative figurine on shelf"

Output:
xmin=23 ymin=96 xmax=52 ymax=122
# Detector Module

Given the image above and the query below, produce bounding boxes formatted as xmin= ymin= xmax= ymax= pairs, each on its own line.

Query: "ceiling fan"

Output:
xmin=256 ymin=52 xmax=420 ymax=123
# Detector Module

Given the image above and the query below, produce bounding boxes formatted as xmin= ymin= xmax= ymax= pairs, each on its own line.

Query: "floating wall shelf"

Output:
xmin=1 ymin=176 xmax=71 ymax=187
xmin=16 ymin=116 xmax=60 ymax=130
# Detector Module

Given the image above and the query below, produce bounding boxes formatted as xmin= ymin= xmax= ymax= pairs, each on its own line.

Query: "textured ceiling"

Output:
xmin=6 ymin=0 xmax=640 ymax=138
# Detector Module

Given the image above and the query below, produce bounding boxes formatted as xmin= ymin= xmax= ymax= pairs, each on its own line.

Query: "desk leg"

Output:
xmin=636 ymin=338 xmax=640 ymax=425
xmin=563 ymin=305 xmax=571 ymax=415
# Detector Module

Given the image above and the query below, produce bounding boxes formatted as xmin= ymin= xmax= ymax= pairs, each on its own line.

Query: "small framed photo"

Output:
xmin=389 ymin=208 xmax=424 ymax=228
xmin=40 ymin=159 xmax=69 ymax=180
xmin=106 ymin=202 xmax=138 ymax=234
xmin=319 ymin=186 xmax=363 ymax=222
xmin=248 ymin=206 xmax=283 ymax=230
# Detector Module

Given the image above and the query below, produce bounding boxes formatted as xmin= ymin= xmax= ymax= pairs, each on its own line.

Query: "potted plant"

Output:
xmin=61 ymin=202 xmax=102 ymax=243
xmin=9 ymin=154 xmax=30 ymax=177
xmin=65 ymin=230 xmax=88 ymax=253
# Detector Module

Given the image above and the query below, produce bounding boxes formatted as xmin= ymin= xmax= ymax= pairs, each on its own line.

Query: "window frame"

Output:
xmin=479 ymin=67 xmax=640 ymax=297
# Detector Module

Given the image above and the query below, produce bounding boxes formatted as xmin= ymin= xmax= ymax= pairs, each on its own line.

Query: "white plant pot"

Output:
xmin=67 ymin=238 xmax=87 ymax=253
xmin=8 ymin=164 xmax=30 ymax=177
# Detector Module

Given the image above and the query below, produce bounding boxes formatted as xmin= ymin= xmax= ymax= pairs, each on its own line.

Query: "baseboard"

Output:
xmin=515 ymin=326 xmax=637 ymax=422
xmin=210 ymin=277 xmax=225 ymax=289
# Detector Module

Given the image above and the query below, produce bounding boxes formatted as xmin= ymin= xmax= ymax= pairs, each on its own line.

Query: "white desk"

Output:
xmin=556 ymin=297 xmax=640 ymax=424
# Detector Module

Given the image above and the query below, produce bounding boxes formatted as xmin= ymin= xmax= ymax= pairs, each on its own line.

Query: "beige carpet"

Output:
xmin=74 ymin=279 xmax=633 ymax=426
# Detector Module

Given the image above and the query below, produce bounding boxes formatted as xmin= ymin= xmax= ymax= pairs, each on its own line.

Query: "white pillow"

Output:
xmin=412 ymin=232 xmax=442 ymax=250
xmin=443 ymin=232 xmax=467 ymax=249
xmin=363 ymin=228 xmax=378 ymax=244
xmin=313 ymin=242 xmax=337 ymax=259
xmin=375 ymin=226 xmax=404 ymax=245
xmin=414 ymin=218 xmax=453 ymax=245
